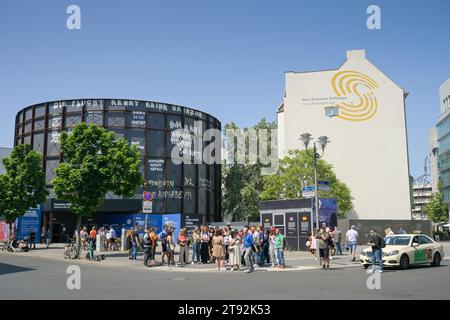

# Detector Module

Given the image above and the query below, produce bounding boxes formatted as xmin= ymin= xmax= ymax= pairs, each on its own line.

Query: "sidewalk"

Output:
xmin=0 ymin=243 xmax=364 ymax=272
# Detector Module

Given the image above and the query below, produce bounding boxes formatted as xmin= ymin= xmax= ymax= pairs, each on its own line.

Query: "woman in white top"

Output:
xmin=228 ymin=230 xmax=242 ymax=271
xmin=269 ymin=227 xmax=278 ymax=267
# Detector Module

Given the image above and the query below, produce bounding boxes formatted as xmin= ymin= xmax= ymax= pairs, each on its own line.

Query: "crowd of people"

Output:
xmin=124 ymin=224 xmax=287 ymax=273
xmin=305 ymin=223 xmax=363 ymax=269
xmin=36 ymin=221 xmax=405 ymax=272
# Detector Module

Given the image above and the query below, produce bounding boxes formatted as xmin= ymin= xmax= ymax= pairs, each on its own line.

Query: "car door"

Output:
xmin=418 ymin=235 xmax=434 ymax=263
xmin=411 ymin=235 xmax=426 ymax=265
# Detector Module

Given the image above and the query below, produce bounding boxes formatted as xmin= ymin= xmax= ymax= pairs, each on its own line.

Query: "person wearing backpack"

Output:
xmin=142 ymin=228 xmax=153 ymax=267
xmin=367 ymin=228 xmax=384 ymax=273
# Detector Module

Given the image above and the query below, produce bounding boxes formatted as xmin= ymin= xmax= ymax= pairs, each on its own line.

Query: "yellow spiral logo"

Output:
xmin=331 ymin=70 xmax=379 ymax=122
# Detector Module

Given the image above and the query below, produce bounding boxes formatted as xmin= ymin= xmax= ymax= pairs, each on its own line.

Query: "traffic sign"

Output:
xmin=302 ymin=186 xmax=315 ymax=198
xmin=143 ymin=192 xmax=153 ymax=202
xmin=143 ymin=201 xmax=153 ymax=213
xmin=318 ymin=180 xmax=331 ymax=191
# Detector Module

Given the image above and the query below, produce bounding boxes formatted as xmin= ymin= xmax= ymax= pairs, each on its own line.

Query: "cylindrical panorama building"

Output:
xmin=14 ymin=99 xmax=221 ymax=241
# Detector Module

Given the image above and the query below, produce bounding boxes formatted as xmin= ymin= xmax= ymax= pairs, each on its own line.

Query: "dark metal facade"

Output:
xmin=14 ymin=99 xmax=221 ymax=221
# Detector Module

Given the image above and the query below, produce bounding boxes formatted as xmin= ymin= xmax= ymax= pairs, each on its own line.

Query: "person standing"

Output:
xmin=29 ymin=230 xmax=36 ymax=250
xmin=46 ymin=227 xmax=52 ymax=248
xmin=142 ymin=228 xmax=152 ymax=267
xmin=212 ymin=229 xmax=226 ymax=271
xmin=192 ymin=227 xmax=201 ymax=264
xmin=269 ymin=227 xmax=278 ymax=267
xmin=243 ymin=227 xmax=255 ymax=273
xmin=368 ymin=229 xmax=384 ymax=273
xmin=40 ymin=227 xmax=46 ymax=245
xmin=157 ymin=225 xmax=169 ymax=264
xmin=346 ymin=225 xmax=359 ymax=262
xmin=178 ymin=229 xmax=189 ymax=265
xmin=149 ymin=227 xmax=157 ymax=264
xmin=262 ymin=228 xmax=270 ymax=265
xmin=89 ymin=226 xmax=97 ymax=251
xmin=333 ymin=227 xmax=342 ymax=255
xmin=275 ymin=228 xmax=286 ymax=269
xmin=223 ymin=227 xmax=230 ymax=264
xmin=251 ymin=226 xmax=260 ymax=268
xmin=166 ymin=228 xmax=176 ymax=267
xmin=130 ymin=225 xmax=140 ymax=261
xmin=200 ymin=226 xmax=210 ymax=264
xmin=108 ymin=226 xmax=117 ymax=251
xmin=228 ymin=230 xmax=242 ymax=271
xmin=317 ymin=223 xmax=331 ymax=270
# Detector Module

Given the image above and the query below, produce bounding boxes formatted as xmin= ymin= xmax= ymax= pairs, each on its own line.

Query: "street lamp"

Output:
xmin=300 ymin=133 xmax=329 ymax=265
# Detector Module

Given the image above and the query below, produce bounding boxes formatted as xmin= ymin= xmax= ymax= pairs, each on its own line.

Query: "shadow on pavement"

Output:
xmin=0 ymin=262 xmax=36 ymax=276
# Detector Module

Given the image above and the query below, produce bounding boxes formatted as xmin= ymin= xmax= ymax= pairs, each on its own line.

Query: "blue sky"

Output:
xmin=0 ymin=0 xmax=449 ymax=178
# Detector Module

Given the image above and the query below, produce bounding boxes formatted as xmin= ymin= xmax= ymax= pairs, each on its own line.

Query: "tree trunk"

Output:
xmin=74 ymin=215 xmax=82 ymax=258
xmin=8 ymin=222 xmax=13 ymax=241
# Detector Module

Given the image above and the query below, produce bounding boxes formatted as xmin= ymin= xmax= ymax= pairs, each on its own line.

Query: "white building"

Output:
xmin=412 ymin=181 xmax=432 ymax=220
xmin=277 ymin=49 xmax=411 ymax=220
xmin=429 ymin=128 xmax=439 ymax=193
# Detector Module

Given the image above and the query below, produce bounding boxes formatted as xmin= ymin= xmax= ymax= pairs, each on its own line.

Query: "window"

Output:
xmin=65 ymin=114 xmax=82 ymax=127
xmin=128 ymin=111 xmax=146 ymax=128
xmin=25 ymin=108 xmax=33 ymax=121
xmin=147 ymin=131 xmax=165 ymax=157
xmin=183 ymin=188 xmax=197 ymax=214
xmin=419 ymin=235 xmax=433 ymax=244
xmin=106 ymin=112 xmax=125 ymax=127
xmin=34 ymin=119 xmax=45 ymax=131
xmin=47 ymin=131 xmax=61 ymax=155
xmin=128 ymin=130 xmax=145 ymax=156
xmin=48 ymin=115 xmax=62 ymax=129
xmin=34 ymin=105 xmax=46 ymax=118
xmin=85 ymin=111 xmax=103 ymax=126
xmin=147 ymin=113 xmax=165 ymax=130
xmin=33 ymin=133 xmax=45 ymax=154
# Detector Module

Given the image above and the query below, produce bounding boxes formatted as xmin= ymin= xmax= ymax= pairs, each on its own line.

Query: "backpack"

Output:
xmin=380 ymin=236 xmax=386 ymax=248
xmin=141 ymin=233 xmax=151 ymax=247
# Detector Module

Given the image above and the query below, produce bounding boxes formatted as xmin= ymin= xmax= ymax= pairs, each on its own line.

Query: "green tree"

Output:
xmin=425 ymin=183 xmax=449 ymax=224
xmin=222 ymin=118 xmax=276 ymax=222
xmin=0 ymin=144 xmax=48 ymax=237
xmin=261 ymin=149 xmax=353 ymax=218
xmin=53 ymin=123 xmax=143 ymax=244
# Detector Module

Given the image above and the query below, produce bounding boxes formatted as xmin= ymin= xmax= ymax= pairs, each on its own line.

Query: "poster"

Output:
xmin=184 ymin=215 xmax=200 ymax=237
xmin=312 ymin=198 xmax=337 ymax=227
xmin=16 ymin=207 xmax=42 ymax=242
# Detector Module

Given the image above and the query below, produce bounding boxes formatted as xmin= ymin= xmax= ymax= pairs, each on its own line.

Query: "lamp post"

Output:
xmin=143 ymin=182 xmax=148 ymax=230
xmin=300 ymin=133 xmax=330 ymax=265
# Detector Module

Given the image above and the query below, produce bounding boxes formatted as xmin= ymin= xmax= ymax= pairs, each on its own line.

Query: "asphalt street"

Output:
xmin=1 ymin=253 xmax=449 ymax=299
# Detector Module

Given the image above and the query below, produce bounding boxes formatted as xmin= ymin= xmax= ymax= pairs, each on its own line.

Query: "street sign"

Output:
xmin=143 ymin=201 xmax=153 ymax=213
xmin=318 ymin=180 xmax=331 ymax=191
xmin=143 ymin=192 xmax=153 ymax=202
xmin=302 ymin=186 xmax=315 ymax=198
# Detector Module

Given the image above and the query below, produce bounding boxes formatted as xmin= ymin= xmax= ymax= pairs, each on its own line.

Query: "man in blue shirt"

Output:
xmin=157 ymin=225 xmax=169 ymax=264
xmin=243 ymin=227 xmax=255 ymax=273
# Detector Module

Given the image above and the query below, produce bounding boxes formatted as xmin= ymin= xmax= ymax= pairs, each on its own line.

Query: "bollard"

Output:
xmin=121 ymin=228 xmax=125 ymax=252
xmin=96 ymin=234 xmax=101 ymax=253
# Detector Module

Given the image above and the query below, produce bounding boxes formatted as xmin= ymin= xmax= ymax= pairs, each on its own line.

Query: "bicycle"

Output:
xmin=64 ymin=237 xmax=80 ymax=259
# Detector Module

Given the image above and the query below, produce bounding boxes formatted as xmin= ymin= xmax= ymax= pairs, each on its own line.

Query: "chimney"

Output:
xmin=346 ymin=49 xmax=366 ymax=60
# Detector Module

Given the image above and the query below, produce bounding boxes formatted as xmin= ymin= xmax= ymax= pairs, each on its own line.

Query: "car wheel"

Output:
xmin=431 ymin=252 xmax=441 ymax=267
xmin=399 ymin=254 xmax=409 ymax=270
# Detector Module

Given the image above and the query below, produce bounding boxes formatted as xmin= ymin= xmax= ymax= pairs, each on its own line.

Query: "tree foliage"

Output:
xmin=53 ymin=123 xmax=143 ymax=224
xmin=425 ymin=183 xmax=449 ymax=224
xmin=0 ymin=144 xmax=48 ymax=223
xmin=222 ymin=118 xmax=276 ymax=222
xmin=261 ymin=149 xmax=353 ymax=218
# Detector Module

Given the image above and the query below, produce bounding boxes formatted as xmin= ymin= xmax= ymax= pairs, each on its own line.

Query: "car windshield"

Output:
xmin=385 ymin=236 xmax=411 ymax=246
